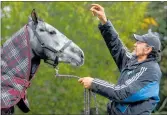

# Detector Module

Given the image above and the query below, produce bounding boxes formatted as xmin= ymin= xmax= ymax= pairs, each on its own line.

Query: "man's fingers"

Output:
xmin=91 ymin=12 xmax=95 ymax=16
xmin=90 ymin=6 xmax=97 ymax=12
xmin=90 ymin=9 xmax=99 ymax=16
xmin=78 ymin=78 xmax=83 ymax=83
xmin=91 ymin=4 xmax=102 ymax=8
xmin=90 ymin=6 xmax=96 ymax=10
xmin=90 ymin=7 xmax=95 ymax=16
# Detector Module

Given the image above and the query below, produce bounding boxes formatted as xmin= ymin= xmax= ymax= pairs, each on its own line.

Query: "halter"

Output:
xmin=55 ymin=67 xmax=98 ymax=115
xmin=30 ymin=22 xmax=72 ymax=68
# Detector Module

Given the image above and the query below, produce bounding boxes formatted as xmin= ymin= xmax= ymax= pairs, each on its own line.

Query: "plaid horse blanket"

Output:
xmin=1 ymin=25 xmax=40 ymax=112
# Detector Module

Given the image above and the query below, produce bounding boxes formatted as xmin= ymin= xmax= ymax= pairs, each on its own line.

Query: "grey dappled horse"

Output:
xmin=1 ymin=9 xmax=84 ymax=114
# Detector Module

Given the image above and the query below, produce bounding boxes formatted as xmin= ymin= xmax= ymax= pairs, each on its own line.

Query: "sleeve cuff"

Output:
xmin=98 ymin=20 xmax=114 ymax=30
xmin=91 ymin=78 xmax=113 ymax=92
xmin=90 ymin=78 xmax=100 ymax=92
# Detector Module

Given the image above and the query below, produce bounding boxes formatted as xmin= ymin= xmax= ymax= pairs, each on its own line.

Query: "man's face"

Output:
xmin=133 ymin=41 xmax=152 ymax=57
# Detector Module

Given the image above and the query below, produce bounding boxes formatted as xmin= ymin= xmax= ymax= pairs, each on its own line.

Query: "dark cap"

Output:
xmin=133 ymin=29 xmax=161 ymax=52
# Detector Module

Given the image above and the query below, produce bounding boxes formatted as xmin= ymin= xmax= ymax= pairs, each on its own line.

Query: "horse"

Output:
xmin=1 ymin=9 xmax=84 ymax=114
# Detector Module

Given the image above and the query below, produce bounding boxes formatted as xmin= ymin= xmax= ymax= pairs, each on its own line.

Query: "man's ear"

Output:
xmin=145 ymin=47 xmax=153 ymax=55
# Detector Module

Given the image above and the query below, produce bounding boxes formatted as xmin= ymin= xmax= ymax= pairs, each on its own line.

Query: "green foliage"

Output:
xmin=1 ymin=1 xmax=149 ymax=114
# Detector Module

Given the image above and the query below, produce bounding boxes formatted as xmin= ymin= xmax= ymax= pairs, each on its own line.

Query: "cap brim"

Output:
xmin=133 ymin=34 xmax=145 ymax=42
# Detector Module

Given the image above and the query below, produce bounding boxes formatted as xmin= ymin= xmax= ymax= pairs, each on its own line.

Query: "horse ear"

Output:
xmin=31 ymin=9 xmax=38 ymax=24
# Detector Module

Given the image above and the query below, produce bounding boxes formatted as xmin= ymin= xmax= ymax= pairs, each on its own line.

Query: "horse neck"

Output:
xmin=27 ymin=25 xmax=44 ymax=60
xmin=27 ymin=26 xmax=41 ymax=80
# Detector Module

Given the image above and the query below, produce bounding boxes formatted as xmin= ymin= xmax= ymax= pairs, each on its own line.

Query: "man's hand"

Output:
xmin=78 ymin=77 xmax=94 ymax=89
xmin=90 ymin=4 xmax=107 ymax=25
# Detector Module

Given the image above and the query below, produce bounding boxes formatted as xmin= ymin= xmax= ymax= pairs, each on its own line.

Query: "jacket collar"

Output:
xmin=126 ymin=56 xmax=156 ymax=70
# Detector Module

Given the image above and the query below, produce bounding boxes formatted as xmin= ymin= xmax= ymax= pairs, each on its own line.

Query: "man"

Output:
xmin=78 ymin=4 xmax=162 ymax=115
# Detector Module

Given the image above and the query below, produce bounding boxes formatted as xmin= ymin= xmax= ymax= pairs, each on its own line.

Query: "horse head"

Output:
xmin=27 ymin=9 xmax=84 ymax=67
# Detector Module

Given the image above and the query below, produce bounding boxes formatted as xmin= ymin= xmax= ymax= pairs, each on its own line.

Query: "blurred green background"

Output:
xmin=1 ymin=1 xmax=167 ymax=114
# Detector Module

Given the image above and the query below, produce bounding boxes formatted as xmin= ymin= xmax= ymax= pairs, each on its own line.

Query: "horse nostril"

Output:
xmin=80 ymin=53 xmax=84 ymax=58
xmin=81 ymin=54 xmax=83 ymax=58
xmin=71 ymin=47 xmax=84 ymax=59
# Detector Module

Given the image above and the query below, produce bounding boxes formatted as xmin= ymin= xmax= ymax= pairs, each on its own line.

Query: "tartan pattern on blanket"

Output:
xmin=1 ymin=25 xmax=31 ymax=109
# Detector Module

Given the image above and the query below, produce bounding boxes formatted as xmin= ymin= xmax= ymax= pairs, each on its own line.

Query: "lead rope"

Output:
xmin=55 ymin=67 xmax=98 ymax=115
xmin=92 ymin=90 xmax=98 ymax=115
xmin=84 ymin=89 xmax=91 ymax=115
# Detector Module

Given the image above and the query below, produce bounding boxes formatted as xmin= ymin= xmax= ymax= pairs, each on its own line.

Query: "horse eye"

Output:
xmin=39 ymin=29 xmax=45 ymax=32
xmin=49 ymin=31 xmax=56 ymax=35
